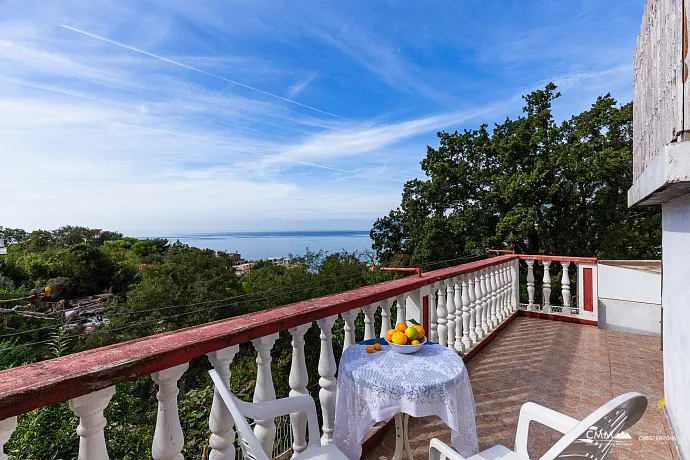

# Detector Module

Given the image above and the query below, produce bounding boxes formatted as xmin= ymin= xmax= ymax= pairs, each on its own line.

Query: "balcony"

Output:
xmin=0 ymin=254 xmax=668 ymax=459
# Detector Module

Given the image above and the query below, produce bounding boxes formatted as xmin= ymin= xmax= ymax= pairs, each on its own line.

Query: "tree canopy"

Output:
xmin=371 ymin=84 xmax=661 ymax=265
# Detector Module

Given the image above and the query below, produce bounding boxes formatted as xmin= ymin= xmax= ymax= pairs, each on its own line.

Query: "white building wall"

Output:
xmin=662 ymin=193 xmax=690 ymax=458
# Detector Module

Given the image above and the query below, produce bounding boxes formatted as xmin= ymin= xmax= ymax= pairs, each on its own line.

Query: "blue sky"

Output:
xmin=1 ymin=0 xmax=645 ymax=233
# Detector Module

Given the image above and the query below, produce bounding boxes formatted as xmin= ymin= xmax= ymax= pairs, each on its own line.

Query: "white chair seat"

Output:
xmin=468 ymin=445 xmax=528 ymax=460
xmin=295 ymin=444 xmax=351 ymax=460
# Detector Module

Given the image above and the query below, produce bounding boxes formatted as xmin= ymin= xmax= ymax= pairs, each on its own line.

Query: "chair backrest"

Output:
xmin=208 ymin=369 xmax=271 ymax=460
xmin=541 ymin=392 xmax=648 ymax=460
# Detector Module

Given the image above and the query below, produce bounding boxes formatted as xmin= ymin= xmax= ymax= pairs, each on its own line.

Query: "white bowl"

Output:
xmin=386 ymin=337 xmax=427 ymax=354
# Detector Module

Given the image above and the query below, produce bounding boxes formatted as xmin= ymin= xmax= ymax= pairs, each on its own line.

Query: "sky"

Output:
xmin=1 ymin=0 xmax=646 ymax=234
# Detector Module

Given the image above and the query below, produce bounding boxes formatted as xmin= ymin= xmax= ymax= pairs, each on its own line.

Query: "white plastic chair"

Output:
xmin=208 ymin=369 xmax=349 ymax=460
xmin=429 ymin=392 xmax=647 ymax=460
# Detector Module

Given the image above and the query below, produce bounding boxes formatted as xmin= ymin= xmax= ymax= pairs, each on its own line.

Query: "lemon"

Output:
xmin=395 ymin=323 xmax=407 ymax=333
xmin=405 ymin=326 xmax=419 ymax=341
xmin=391 ymin=331 xmax=408 ymax=345
xmin=411 ymin=340 xmax=421 ymax=345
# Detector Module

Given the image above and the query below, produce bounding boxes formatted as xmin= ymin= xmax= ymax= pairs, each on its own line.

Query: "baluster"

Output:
xmin=489 ymin=267 xmax=499 ymax=328
xmin=252 ymin=334 xmax=279 ymax=456
xmin=379 ymin=299 xmax=392 ymax=337
xmin=479 ymin=269 xmax=490 ymax=334
xmin=151 ymin=363 xmax=189 ymax=460
xmin=543 ymin=261 xmax=552 ymax=312
xmin=501 ymin=265 xmax=509 ymax=320
xmin=207 ymin=346 xmax=240 ymax=460
xmin=526 ymin=259 xmax=536 ymax=311
xmin=495 ymin=265 xmax=504 ymax=322
xmin=362 ymin=304 xmax=377 ymax=340
xmin=429 ymin=286 xmax=438 ymax=343
xmin=468 ymin=273 xmax=480 ymax=342
xmin=454 ymin=277 xmax=464 ymax=352
xmin=69 ymin=386 xmax=116 ymax=460
xmin=507 ymin=262 xmax=515 ymax=312
xmin=395 ymin=294 xmax=406 ymax=325
xmin=561 ymin=261 xmax=571 ymax=315
xmin=0 ymin=417 xmax=16 ymax=460
xmin=461 ymin=275 xmax=472 ymax=350
xmin=341 ymin=308 xmax=359 ymax=351
xmin=436 ymin=286 xmax=448 ymax=347
xmin=317 ymin=316 xmax=338 ymax=444
xmin=445 ymin=280 xmax=456 ymax=349
xmin=288 ymin=325 xmax=311 ymax=456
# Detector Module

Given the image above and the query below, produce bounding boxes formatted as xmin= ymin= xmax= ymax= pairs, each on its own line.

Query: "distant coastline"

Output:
xmin=137 ymin=230 xmax=373 ymax=261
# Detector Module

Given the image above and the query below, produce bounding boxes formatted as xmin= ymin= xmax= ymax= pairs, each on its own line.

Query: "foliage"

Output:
xmin=371 ymin=84 xmax=661 ymax=265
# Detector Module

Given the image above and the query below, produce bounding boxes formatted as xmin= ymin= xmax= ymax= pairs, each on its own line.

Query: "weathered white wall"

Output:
xmin=597 ymin=263 xmax=661 ymax=336
xmin=662 ymin=193 xmax=690 ymax=459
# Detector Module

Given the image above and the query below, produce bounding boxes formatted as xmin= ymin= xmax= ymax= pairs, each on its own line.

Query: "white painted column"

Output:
xmin=445 ymin=280 xmax=456 ymax=349
xmin=151 ymin=363 xmax=189 ymax=460
xmin=207 ymin=346 xmax=240 ymax=460
xmin=0 ymin=417 xmax=16 ymax=460
xmin=470 ymin=273 xmax=481 ymax=341
xmin=288 ymin=324 xmax=311 ymax=457
xmin=429 ymin=286 xmax=438 ymax=343
xmin=542 ymin=261 xmax=552 ymax=312
xmin=69 ymin=386 xmax=116 ymax=460
xmin=496 ymin=265 xmax=505 ymax=322
xmin=395 ymin=294 xmax=406 ymax=325
xmin=479 ymin=270 xmax=490 ymax=334
xmin=501 ymin=265 xmax=510 ymax=319
xmin=454 ymin=277 xmax=464 ymax=352
xmin=362 ymin=304 xmax=377 ymax=340
xmin=341 ymin=308 xmax=359 ymax=351
xmin=561 ymin=261 xmax=571 ymax=315
xmin=252 ymin=333 xmax=279 ymax=457
xmin=317 ymin=315 xmax=338 ymax=444
xmin=526 ymin=259 xmax=536 ymax=311
xmin=436 ymin=286 xmax=448 ymax=347
xmin=461 ymin=275 xmax=472 ymax=350
xmin=379 ymin=299 xmax=392 ymax=338
xmin=489 ymin=267 xmax=499 ymax=328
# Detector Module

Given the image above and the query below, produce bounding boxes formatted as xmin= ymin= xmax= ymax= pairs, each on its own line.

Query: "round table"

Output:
xmin=332 ymin=342 xmax=479 ymax=460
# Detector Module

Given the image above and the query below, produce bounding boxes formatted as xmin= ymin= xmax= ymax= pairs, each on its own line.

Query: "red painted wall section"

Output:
xmin=583 ymin=268 xmax=593 ymax=311
xmin=422 ymin=295 xmax=429 ymax=333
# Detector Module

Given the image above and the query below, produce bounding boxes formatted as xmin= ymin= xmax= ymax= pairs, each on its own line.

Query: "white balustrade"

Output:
xmin=362 ymin=304 xmax=377 ymax=340
xmin=479 ymin=269 xmax=490 ymax=334
xmin=561 ymin=261 xmax=571 ymax=315
xmin=429 ymin=285 xmax=438 ymax=343
xmin=151 ymin=363 xmax=189 ymax=460
xmin=316 ymin=316 xmax=338 ymax=444
xmin=207 ymin=345 xmax=240 ymax=460
xmin=379 ymin=299 xmax=392 ymax=338
xmin=542 ymin=261 xmax=552 ymax=312
xmin=395 ymin=294 xmax=406 ymax=325
xmin=288 ymin=325 xmax=311 ymax=457
xmin=489 ymin=267 xmax=499 ymax=328
xmin=526 ymin=259 xmax=536 ymax=311
xmin=0 ymin=417 xmax=17 ymax=460
xmin=252 ymin=334 xmax=279 ymax=456
xmin=341 ymin=308 xmax=359 ymax=351
xmin=470 ymin=273 xmax=481 ymax=341
xmin=461 ymin=275 xmax=472 ymax=350
xmin=69 ymin=386 xmax=116 ymax=460
xmin=496 ymin=265 xmax=505 ymax=322
xmin=445 ymin=280 xmax=456 ymax=350
xmin=454 ymin=277 xmax=464 ymax=352
xmin=502 ymin=265 xmax=510 ymax=319
xmin=436 ymin=286 xmax=448 ymax=347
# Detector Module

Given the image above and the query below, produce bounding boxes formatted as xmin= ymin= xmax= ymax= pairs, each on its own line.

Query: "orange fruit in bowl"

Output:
xmin=413 ymin=325 xmax=425 ymax=340
xmin=374 ymin=343 xmax=382 ymax=351
xmin=391 ymin=331 xmax=408 ymax=345
xmin=411 ymin=339 xmax=421 ymax=345
xmin=385 ymin=333 xmax=394 ymax=342
xmin=387 ymin=329 xmax=396 ymax=337
xmin=366 ymin=345 xmax=375 ymax=354
xmin=395 ymin=323 xmax=407 ymax=333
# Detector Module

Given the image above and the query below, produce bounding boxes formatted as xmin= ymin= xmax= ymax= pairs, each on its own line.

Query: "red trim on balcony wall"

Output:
xmin=583 ymin=268 xmax=594 ymax=312
xmin=422 ymin=295 xmax=429 ymax=334
xmin=517 ymin=254 xmax=597 ymax=263
xmin=519 ymin=310 xmax=597 ymax=326
xmin=0 ymin=255 xmax=518 ymax=421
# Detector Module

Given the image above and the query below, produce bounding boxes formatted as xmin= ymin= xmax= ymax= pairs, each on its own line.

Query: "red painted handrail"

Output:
xmin=378 ymin=267 xmax=422 ymax=277
xmin=0 ymin=254 xmax=517 ymax=420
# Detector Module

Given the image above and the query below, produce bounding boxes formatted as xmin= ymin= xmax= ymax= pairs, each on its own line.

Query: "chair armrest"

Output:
xmin=237 ymin=395 xmax=321 ymax=448
xmin=514 ymin=402 xmax=580 ymax=457
xmin=429 ymin=438 xmax=468 ymax=460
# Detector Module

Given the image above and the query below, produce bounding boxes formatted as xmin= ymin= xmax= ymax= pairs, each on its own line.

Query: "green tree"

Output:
xmin=53 ymin=243 xmax=116 ymax=296
xmin=371 ymin=84 xmax=661 ymax=264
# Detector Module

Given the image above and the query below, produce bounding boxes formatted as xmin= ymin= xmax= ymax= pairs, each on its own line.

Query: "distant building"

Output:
xmin=235 ymin=262 xmax=255 ymax=276
xmin=268 ymin=257 xmax=294 ymax=266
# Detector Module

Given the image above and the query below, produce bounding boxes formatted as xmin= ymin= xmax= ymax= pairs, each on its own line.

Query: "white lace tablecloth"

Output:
xmin=333 ymin=343 xmax=479 ymax=460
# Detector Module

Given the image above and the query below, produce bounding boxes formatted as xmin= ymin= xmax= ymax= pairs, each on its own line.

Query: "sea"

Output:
xmin=148 ymin=231 xmax=374 ymax=261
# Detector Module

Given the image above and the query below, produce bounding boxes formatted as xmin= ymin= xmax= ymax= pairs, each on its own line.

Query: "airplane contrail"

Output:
xmin=60 ymin=25 xmax=348 ymax=121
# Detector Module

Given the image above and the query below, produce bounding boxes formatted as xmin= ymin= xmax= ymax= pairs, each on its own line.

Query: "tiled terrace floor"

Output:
xmin=365 ymin=316 xmax=673 ymax=459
